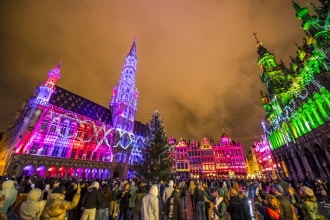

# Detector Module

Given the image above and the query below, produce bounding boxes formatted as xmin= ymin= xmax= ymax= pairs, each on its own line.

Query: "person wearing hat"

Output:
xmin=133 ymin=182 xmax=148 ymax=220
xmin=42 ymin=184 xmax=81 ymax=220
xmin=81 ymin=181 xmax=102 ymax=220
xmin=293 ymin=186 xmax=326 ymax=220
xmin=271 ymin=183 xmax=294 ymax=220
xmin=0 ymin=180 xmax=18 ymax=219
xmin=19 ymin=188 xmax=47 ymax=220
xmin=212 ymin=188 xmax=227 ymax=220
xmin=141 ymin=185 xmax=159 ymax=220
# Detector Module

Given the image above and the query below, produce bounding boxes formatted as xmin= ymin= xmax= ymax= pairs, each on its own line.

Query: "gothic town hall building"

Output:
xmin=0 ymin=39 xmax=148 ymax=179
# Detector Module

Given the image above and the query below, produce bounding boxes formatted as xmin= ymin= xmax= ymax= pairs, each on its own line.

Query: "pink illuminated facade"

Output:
xmin=252 ymin=134 xmax=278 ymax=179
xmin=0 ymin=39 xmax=148 ymax=179
xmin=172 ymin=134 xmax=247 ymax=179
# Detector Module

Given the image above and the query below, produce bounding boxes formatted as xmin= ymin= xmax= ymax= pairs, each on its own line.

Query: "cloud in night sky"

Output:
xmin=0 ymin=0 xmax=315 ymax=151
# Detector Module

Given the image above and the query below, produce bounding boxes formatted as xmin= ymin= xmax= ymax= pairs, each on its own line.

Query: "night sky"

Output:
xmin=0 ymin=0 xmax=314 ymax=151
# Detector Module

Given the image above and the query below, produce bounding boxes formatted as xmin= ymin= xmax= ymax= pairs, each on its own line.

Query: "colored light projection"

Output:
xmin=258 ymin=2 xmax=330 ymax=150
xmin=15 ymin=105 xmax=144 ymax=164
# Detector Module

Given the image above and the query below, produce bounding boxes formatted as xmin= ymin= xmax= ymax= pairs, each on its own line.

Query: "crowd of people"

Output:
xmin=0 ymin=175 xmax=328 ymax=220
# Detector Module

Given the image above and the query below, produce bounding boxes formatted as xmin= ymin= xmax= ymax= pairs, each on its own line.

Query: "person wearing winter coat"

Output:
xmin=0 ymin=180 xmax=18 ymax=219
xmin=118 ymin=183 xmax=131 ymax=220
xmin=141 ymin=185 xmax=159 ymax=220
xmin=163 ymin=180 xmax=175 ymax=205
xmin=293 ymin=186 xmax=326 ymax=220
xmin=96 ymin=183 xmax=112 ymax=220
xmin=81 ymin=181 xmax=102 ymax=220
xmin=19 ymin=188 xmax=47 ymax=220
xmin=166 ymin=188 xmax=184 ymax=220
xmin=255 ymin=194 xmax=282 ymax=220
xmin=188 ymin=180 xmax=196 ymax=211
xmin=271 ymin=184 xmax=294 ymax=220
xmin=227 ymin=189 xmax=252 ymax=220
xmin=129 ymin=181 xmax=138 ymax=219
xmin=133 ymin=183 xmax=148 ymax=220
xmin=42 ymin=184 xmax=81 ymax=220
xmin=212 ymin=188 xmax=227 ymax=220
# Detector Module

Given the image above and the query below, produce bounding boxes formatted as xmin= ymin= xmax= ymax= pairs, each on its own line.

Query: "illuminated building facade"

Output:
xmin=173 ymin=138 xmax=190 ymax=179
xmin=213 ymin=133 xmax=247 ymax=178
xmin=0 ymin=39 xmax=147 ymax=179
xmin=172 ymin=134 xmax=247 ymax=179
xmin=251 ymin=135 xmax=277 ymax=180
xmin=257 ymin=1 xmax=330 ymax=181
xmin=245 ymin=148 xmax=262 ymax=180
xmin=187 ymin=139 xmax=201 ymax=179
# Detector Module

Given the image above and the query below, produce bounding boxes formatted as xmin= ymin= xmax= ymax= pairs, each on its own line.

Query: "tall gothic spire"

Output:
xmin=128 ymin=37 xmax=137 ymax=58
xmin=253 ymin=33 xmax=269 ymax=57
xmin=110 ymin=38 xmax=139 ymax=133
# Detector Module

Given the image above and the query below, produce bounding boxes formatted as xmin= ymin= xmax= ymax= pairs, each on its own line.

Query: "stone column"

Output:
xmin=284 ymin=157 xmax=297 ymax=181
xmin=310 ymin=149 xmax=327 ymax=179
xmin=289 ymin=148 xmax=305 ymax=181
xmin=299 ymin=149 xmax=315 ymax=181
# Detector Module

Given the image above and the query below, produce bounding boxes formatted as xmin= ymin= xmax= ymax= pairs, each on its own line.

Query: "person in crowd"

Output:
xmin=212 ymin=188 xmax=227 ymax=220
xmin=293 ymin=186 xmax=326 ymax=220
xmin=19 ymin=188 xmax=47 ymax=220
xmin=255 ymin=194 xmax=282 ymax=220
xmin=96 ymin=183 xmax=112 ymax=220
xmin=221 ymin=181 xmax=230 ymax=204
xmin=81 ymin=181 xmax=102 ymax=220
xmin=133 ymin=182 xmax=148 ymax=220
xmin=163 ymin=180 xmax=175 ymax=220
xmin=179 ymin=180 xmax=187 ymax=211
xmin=110 ymin=182 xmax=121 ymax=220
xmin=227 ymin=189 xmax=245 ymax=220
xmin=194 ymin=182 xmax=206 ymax=220
xmin=163 ymin=180 xmax=175 ymax=206
xmin=141 ymin=185 xmax=159 ymax=220
xmin=202 ymin=182 xmax=212 ymax=220
xmin=0 ymin=180 xmax=18 ymax=220
xmin=118 ymin=182 xmax=131 ymax=220
xmin=12 ymin=178 xmax=32 ymax=216
xmin=65 ymin=180 xmax=79 ymax=220
xmin=188 ymin=180 xmax=196 ymax=211
xmin=287 ymin=185 xmax=301 ymax=220
xmin=129 ymin=180 xmax=138 ymax=219
xmin=73 ymin=180 xmax=88 ymax=220
xmin=271 ymin=183 xmax=294 ymax=220
xmin=166 ymin=187 xmax=184 ymax=220
xmin=315 ymin=179 xmax=329 ymax=204
xmin=238 ymin=190 xmax=252 ymax=220
xmin=42 ymin=184 xmax=81 ymax=220
xmin=159 ymin=180 xmax=166 ymax=208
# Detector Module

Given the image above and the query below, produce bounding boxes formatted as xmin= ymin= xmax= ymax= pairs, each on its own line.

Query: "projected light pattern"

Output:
xmin=12 ymin=38 xmax=145 ymax=167
xmin=257 ymin=2 xmax=329 ymax=150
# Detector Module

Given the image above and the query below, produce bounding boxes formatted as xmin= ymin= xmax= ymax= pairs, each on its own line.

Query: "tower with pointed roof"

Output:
xmin=35 ymin=63 xmax=61 ymax=103
xmin=110 ymin=38 xmax=139 ymax=133
xmin=0 ymin=39 xmax=147 ymax=179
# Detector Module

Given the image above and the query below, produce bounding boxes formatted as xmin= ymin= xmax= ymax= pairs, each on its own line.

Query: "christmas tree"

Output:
xmin=134 ymin=110 xmax=174 ymax=181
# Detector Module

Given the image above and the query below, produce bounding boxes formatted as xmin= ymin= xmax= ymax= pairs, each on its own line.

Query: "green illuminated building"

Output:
xmin=256 ymin=1 xmax=329 ymax=181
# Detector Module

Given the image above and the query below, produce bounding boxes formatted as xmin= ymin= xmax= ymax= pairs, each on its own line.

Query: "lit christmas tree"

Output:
xmin=134 ymin=110 xmax=174 ymax=181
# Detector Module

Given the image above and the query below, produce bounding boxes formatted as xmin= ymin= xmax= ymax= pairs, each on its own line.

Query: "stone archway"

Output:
xmin=35 ymin=166 xmax=46 ymax=177
xmin=113 ymin=166 xmax=121 ymax=179
xmin=22 ymin=165 xmax=34 ymax=177
xmin=58 ymin=166 xmax=67 ymax=178
xmin=47 ymin=166 xmax=57 ymax=178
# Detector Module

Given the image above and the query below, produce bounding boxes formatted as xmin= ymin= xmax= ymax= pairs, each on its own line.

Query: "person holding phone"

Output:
xmin=42 ymin=183 xmax=81 ymax=220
